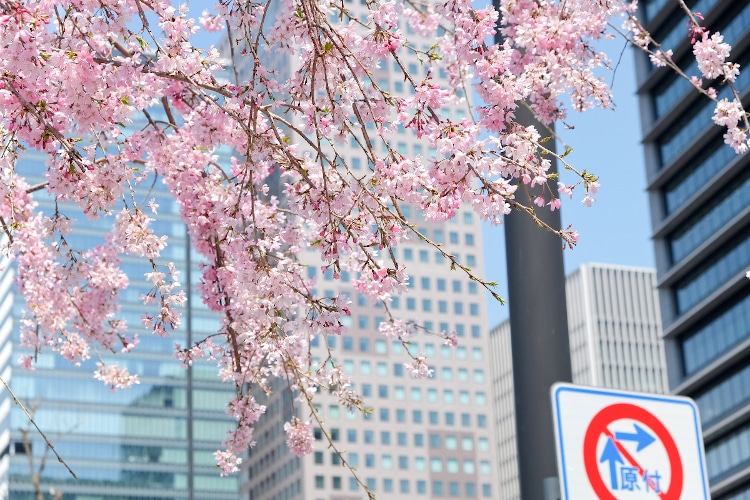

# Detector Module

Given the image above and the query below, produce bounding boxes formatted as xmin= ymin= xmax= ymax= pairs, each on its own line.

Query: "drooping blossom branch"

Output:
xmin=0 ymin=0 xmax=746 ymax=480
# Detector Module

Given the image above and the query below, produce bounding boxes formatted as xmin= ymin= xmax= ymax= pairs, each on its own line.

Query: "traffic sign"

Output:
xmin=551 ymin=383 xmax=709 ymax=499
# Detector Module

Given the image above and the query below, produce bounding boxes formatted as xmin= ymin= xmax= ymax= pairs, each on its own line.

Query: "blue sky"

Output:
xmin=482 ymin=38 xmax=656 ymax=327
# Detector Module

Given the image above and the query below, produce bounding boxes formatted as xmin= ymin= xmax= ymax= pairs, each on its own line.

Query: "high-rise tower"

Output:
xmin=635 ymin=0 xmax=750 ymax=497
xmin=4 ymin=144 xmax=241 ymax=499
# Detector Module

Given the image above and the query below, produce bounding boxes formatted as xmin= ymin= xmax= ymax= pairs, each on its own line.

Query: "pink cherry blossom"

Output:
xmin=0 ymin=0 xmax=746 ymax=478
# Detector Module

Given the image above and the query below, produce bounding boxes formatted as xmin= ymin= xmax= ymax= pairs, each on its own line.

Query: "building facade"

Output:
xmin=636 ymin=0 xmax=750 ymax=497
xmin=242 ymin=205 xmax=499 ymax=500
xmin=489 ymin=263 xmax=668 ymax=500
xmin=236 ymin=1 xmax=500 ymax=498
xmin=3 ymin=145 xmax=241 ymax=499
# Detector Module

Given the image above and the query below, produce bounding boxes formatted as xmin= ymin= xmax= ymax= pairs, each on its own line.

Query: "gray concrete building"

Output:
xmin=489 ymin=263 xmax=668 ymax=500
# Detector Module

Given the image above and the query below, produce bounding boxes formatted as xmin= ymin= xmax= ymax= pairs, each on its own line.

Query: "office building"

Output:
xmin=236 ymin=5 xmax=499 ymax=499
xmin=241 ymin=205 xmax=498 ymax=500
xmin=3 ymin=144 xmax=241 ymax=499
xmin=635 ymin=0 xmax=750 ymax=497
xmin=489 ymin=263 xmax=668 ymax=500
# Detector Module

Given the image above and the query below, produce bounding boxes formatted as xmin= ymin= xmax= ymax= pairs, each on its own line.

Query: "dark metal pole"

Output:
xmin=503 ymin=105 xmax=573 ymax=499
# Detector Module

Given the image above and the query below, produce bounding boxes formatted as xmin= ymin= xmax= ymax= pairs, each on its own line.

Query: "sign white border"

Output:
xmin=551 ymin=383 xmax=710 ymax=500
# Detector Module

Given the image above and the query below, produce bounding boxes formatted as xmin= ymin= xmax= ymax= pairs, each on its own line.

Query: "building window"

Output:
xmin=442 ymin=367 xmax=453 ymax=380
xmin=454 ymin=302 xmax=464 ymax=315
xmin=474 ymin=369 xmax=485 ymax=383
xmin=429 ymin=411 xmax=439 ymax=425
xmin=423 ymin=298 xmax=433 ymax=311
xmin=367 ymin=478 xmax=376 ymax=492
xmin=437 ymin=278 xmax=446 ymax=291
xmin=315 ymin=476 xmax=325 ymax=489
xmin=411 ymin=387 xmax=422 ymax=401
xmin=449 ymin=232 xmax=459 ymax=244
xmin=477 ymin=414 xmax=487 ymax=427
xmin=446 ymin=435 xmax=457 ymax=450
xmin=413 ymin=410 xmax=423 ymax=423
xmin=376 ymin=339 xmax=387 ymax=354
xmin=358 ymin=315 xmax=368 ymax=329
xmin=399 ymin=455 xmax=409 ymax=469
xmin=365 ymin=454 xmax=376 ymax=467
xmin=378 ymin=385 xmax=389 ymax=398
xmin=450 ymin=481 xmax=460 ymax=496
xmin=471 ymin=325 xmax=481 ymax=338
xmin=480 ymin=460 xmax=491 ymax=474
xmin=482 ymin=484 xmax=492 ymax=497
xmin=433 ymin=480 xmax=444 ymax=495
xmin=400 ymin=479 xmax=410 ymax=493
xmin=476 ymin=392 xmax=487 ymax=406
xmin=461 ymin=413 xmax=471 ymax=427
xmin=404 ymin=248 xmax=414 ymax=261
xmin=415 ymin=456 xmax=426 ymax=471
xmin=468 ymin=282 xmax=478 ymax=294
xmin=425 ymin=343 xmax=436 ymax=357
xmin=396 ymin=409 xmax=406 ymax=422
xmin=381 ymin=431 xmax=391 ymax=445
xmin=431 ymin=458 xmax=443 ymax=473
xmin=397 ymin=432 xmax=408 ymax=445
xmin=395 ymin=386 xmax=405 ymax=400
xmin=447 ymin=459 xmax=459 ymax=474
xmin=420 ymin=276 xmax=431 ymax=290
xmin=384 ymin=478 xmax=394 ymax=493
xmin=438 ymin=300 xmax=448 ymax=313
xmin=342 ymin=336 xmax=353 ymax=350
xmin=419 ymin=249 xmax=429 ymax=262
xmin=444 ymin=389 xmax=455 ymax=404
xmin=462 ymin=437 xmax=474 ymax=450
xmin=414 ymin=433 xmax=424 ymax=447
xmin=458 ymin=368 xmax=469 ymax=381
xmin=478 ymin=437 xmax=489 ymax=451
xmin=349 ymin=452 xmax=359 ymax=467
xmin=350 ymin=477 xmax=358 ymax=491
xmin=380 ymin=408 xmax=390 ymax=421
xmin=465 ymin=234 xmax=475 ymax=246
xmin=427 ymin=388 xmax=438 ymax=402
xmin=382 ymin=455 xmax=393 ymax=469
xmin=407 ymin=297 xmax=416 ymax=310
xmin=440 ymin=345 xmax=452 ymax=359
xmin=470 ymin=303 xmax=480 ymax=316
xmin=429 ymin=434 xmax=441 ymax=448
xmin=466 ymin=482 xmax=477 ymax=497
xmin=332 ymin=476 xmax=342 ymax=490
xmin=362 ymin=384 xmax=372 ymax=397
xmin=417 ymin=480 xmax=427 ymax=494
xmin=364 ymin=430 xmax=374 ymax=444
xmin=445 ymin=412 xmax=455 ymax=426
xmin=359 ymin=338 xmax=370 ymax=352
xmin=314 ymin=451 xmax=324 ymax=464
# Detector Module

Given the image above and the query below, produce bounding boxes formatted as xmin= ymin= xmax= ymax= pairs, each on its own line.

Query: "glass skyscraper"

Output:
xmin=3 ymin=141 xmax=241 ymax=498
xmin=636 ymin=0 xmax=750 ymax=497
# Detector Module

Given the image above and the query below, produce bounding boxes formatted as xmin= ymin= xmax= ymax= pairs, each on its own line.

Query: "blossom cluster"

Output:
xmin=0 ymin=0 xmax=745 ymax=477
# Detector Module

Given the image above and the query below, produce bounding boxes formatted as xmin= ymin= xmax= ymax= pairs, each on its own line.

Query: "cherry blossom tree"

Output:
xmin=0 ymin=0 xmax=747 ymax=477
